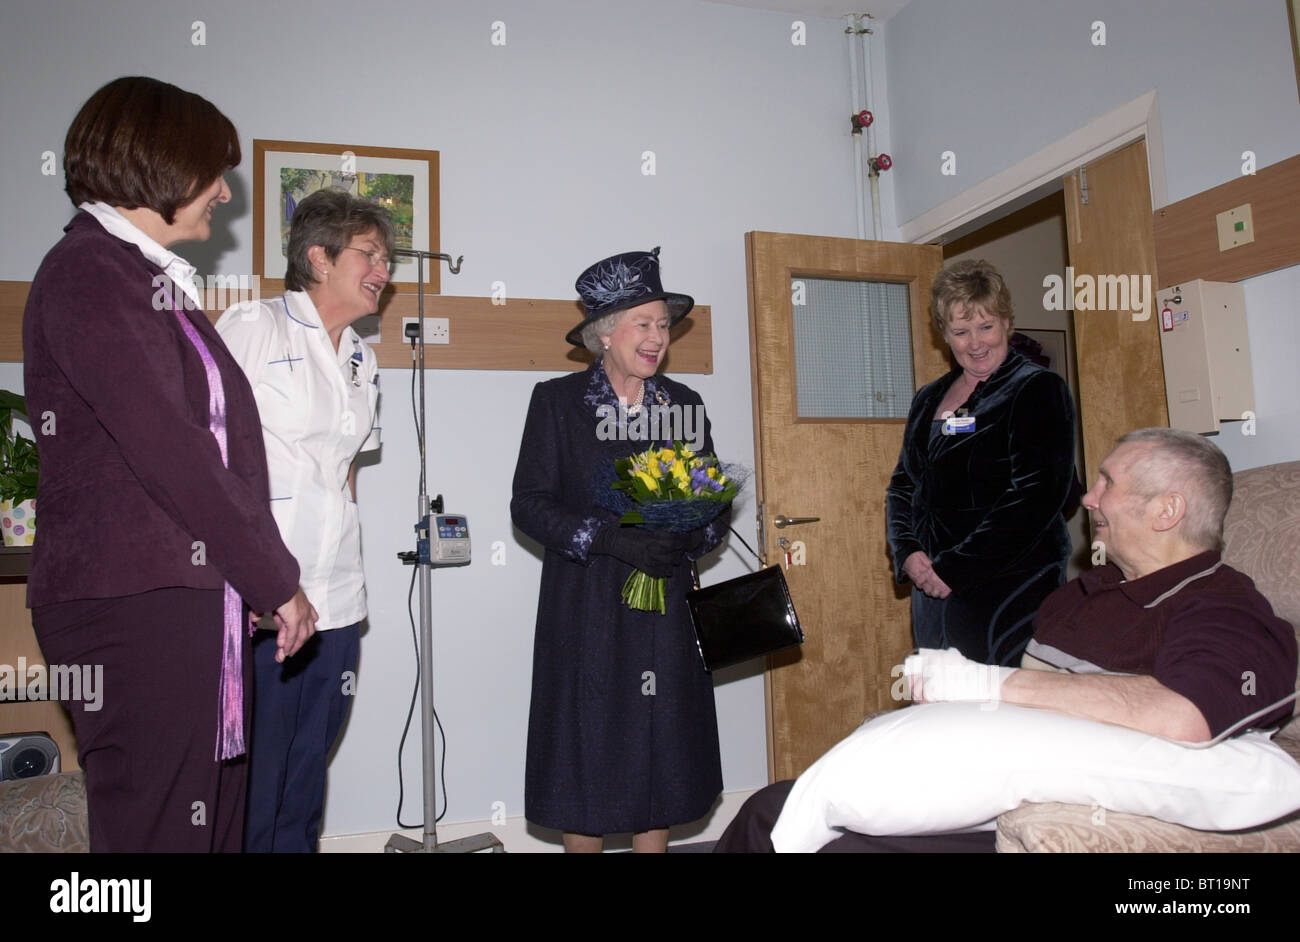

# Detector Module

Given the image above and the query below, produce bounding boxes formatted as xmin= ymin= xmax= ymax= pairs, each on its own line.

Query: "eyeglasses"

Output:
xmin=341 ymin=246 xmax=394 ymax=272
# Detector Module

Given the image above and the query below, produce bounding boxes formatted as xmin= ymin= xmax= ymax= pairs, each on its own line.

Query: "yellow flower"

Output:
xmin=659 ymin=447 xmax=676 ymax=464
xmin=635 ymin=470 xmax=658 ymax=491
xmin=706 ymin=466 xmax=718 ymax=479
xmin=671 ymin=459 xmax=689 ymax=482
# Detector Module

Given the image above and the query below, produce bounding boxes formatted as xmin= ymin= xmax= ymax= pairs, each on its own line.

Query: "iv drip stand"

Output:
xmin=385 ymin=248 xmax=502 ymax=854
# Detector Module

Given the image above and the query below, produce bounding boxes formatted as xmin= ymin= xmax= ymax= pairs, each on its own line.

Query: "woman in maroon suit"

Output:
xmin=22 ymin=77 xmax=317 ymax=852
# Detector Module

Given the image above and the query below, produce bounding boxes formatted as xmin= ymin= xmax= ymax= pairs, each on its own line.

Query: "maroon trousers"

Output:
xmin=33 ymin=586 xmax=250 ymax=852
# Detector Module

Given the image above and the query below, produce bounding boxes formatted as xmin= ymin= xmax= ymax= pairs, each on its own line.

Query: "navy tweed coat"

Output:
xmin=511 ymin=360 xmax=727 ymax=834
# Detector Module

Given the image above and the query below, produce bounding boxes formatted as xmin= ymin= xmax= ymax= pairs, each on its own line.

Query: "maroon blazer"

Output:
xmin=22 ymin=212 xmax=299 ymax=613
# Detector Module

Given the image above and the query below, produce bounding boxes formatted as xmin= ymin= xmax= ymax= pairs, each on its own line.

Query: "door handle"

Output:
xmin=773 ymin=514 xmax=820 ymax=528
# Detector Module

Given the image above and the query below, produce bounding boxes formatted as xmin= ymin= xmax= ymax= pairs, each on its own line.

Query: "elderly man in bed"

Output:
xmin=716 ymin=428 xmax=1298 ymax=853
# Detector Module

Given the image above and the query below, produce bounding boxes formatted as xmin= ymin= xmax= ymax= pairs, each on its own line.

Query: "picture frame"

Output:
xmin=1290 ymin=0 xmax=1300 ymax=103
xmin=252 ymin=139 xmax=439 ymax=289
xmin=1014 ymin=328 xmax=1068 ymax=380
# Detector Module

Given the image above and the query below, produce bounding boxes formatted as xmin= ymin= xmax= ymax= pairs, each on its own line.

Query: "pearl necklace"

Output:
xmin=626 ymin=382 xmax=645 ymax=415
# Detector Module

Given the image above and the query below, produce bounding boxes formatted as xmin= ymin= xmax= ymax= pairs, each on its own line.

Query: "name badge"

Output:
xmin=943 ymin=414 xmax=976 ymax=435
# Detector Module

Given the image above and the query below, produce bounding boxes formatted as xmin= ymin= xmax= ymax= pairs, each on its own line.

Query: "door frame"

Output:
xmin=898 ymin=90 xmax=1169 ymax=245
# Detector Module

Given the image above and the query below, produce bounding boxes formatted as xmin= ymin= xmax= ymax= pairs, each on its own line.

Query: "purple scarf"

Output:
xmin=171 ymin=295 xmax=248 ymax=760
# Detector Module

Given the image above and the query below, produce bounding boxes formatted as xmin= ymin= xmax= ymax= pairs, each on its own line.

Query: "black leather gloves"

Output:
xmin=591 ymin=525 xmax=689 ymax=577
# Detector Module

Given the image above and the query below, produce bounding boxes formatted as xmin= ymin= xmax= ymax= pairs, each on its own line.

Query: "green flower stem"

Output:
xmin=621 ymin=570 xmax=667 ymax=615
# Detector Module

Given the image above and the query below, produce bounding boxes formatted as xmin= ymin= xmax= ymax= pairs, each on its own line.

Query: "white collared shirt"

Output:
xmin=216 ymin=290 xmax=380 ymax=629
xmin=79 ymin=201 xmax=203 ymax=309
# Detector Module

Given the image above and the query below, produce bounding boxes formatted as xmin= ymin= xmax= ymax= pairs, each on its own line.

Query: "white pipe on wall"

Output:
xmin=858 ymin=15 xmax=881 ymax=240
xmin=846 ymin=14 xmax=868 ymax=241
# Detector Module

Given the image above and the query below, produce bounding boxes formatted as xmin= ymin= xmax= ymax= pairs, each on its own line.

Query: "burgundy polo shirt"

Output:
xmin=1029 ymin=551 xmax=1297 ymax=737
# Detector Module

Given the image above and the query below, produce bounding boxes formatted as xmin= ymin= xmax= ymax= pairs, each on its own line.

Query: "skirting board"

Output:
xmin=318 ymin=787 xmax=759 ymax=853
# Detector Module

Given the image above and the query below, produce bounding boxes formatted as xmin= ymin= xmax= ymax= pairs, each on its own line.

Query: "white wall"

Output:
xmin=0 ymin=0 xmax=861 ymax=839
xmin=880 ymin=0 xmax=1300 ymax=472
xmin=1224 ymin=265 xmax=1300 ymax=471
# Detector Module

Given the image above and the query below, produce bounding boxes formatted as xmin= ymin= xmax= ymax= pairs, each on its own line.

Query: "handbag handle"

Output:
xmin=691 ymin=526 xmax=761 ymax=593
xmin=728 ymin=525 xmax=761 ymax=562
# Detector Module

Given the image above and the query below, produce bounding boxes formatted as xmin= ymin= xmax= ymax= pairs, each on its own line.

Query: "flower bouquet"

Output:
xmin=597 ymin=441 xmax=741 ymax=613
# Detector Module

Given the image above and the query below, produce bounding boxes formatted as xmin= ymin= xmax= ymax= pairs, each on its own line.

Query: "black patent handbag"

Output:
xmin=685 ymin=530 xmax=805 ymax=672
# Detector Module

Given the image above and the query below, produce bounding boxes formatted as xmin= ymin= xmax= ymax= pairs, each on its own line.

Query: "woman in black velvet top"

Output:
xmin=886 ymin=259 xmax=1076 ymax=666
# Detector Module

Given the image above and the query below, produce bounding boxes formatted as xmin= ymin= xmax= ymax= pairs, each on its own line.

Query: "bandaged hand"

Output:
xmin=903 ymin=648 xmax=1014 ymax=702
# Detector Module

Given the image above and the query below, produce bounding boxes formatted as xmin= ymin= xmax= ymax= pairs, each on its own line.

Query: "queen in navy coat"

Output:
xmin=511 ymin=249 xmax=727 ymax=852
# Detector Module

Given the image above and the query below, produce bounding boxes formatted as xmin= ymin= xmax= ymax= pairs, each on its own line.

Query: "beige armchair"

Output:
xmin=997 ymin=460 xmax=1300 ymax=852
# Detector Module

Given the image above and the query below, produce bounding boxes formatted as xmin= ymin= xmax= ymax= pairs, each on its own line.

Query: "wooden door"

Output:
xmin=1064 ymin=139 xmax=1169 ymax=485
xmin=746 ymin=231 xmax=946 ymax=781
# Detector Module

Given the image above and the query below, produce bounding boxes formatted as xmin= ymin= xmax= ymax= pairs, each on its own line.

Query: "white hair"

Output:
xmin=580 ymin=310 xmax=625 ymax=355
xmin=1116 ymin=427 xmax=1233 ymax=551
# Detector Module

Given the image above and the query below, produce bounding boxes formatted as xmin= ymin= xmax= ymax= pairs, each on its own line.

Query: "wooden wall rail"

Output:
xmin=0 ymin=279 xmax=713 ymax=373
xmin=1153 ymin=154 xmax=1300 ymax=288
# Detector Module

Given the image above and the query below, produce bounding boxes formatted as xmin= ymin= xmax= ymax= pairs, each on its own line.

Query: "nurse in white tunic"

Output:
xmin=217 ymin=188 xmax=390 ymax=852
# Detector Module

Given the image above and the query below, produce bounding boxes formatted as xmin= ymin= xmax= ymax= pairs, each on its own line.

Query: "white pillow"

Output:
xmin=770 ymin=701 xmax=1300 ymax=853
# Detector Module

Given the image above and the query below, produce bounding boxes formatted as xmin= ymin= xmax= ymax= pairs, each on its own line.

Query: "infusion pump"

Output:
xmin=417 ymin=512 xmax=470 ymax=565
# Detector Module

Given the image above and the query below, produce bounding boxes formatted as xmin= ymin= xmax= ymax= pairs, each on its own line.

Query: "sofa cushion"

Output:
xmin=0 ymin=771 xmax=88 ymax=853
xmin=1223 ymin=460 xmax=1300 ymax=710
xmin=996 ymin=800 xmax=1300 ymax=852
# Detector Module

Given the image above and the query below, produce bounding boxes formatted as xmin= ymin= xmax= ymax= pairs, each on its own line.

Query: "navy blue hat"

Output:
xmin=567 ymin=246 xmax=694 ymax=347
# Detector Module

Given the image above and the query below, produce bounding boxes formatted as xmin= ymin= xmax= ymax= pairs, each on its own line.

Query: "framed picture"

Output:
xmin=1290 ymin=0 xmax=1300 ymax=103
xmin=253 ymin=140 xmax=439 ymax=288
xmin=1015 ymin=328 xmax=1068 ymax=379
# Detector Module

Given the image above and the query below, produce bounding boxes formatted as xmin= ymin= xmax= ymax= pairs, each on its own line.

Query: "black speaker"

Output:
xmin=0 ymin=732 xmax=61 ymax=780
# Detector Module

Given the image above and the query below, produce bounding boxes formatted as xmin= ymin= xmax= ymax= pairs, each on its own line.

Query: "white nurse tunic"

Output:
xmin=217 ymin=290 xmax=379 ymax=630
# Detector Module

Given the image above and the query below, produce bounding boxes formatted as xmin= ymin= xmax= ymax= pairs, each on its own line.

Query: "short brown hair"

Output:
xmin=283 ymin=189 xmax=397 ymax=292
xmin=930 ymin=258 xmax=1014 ymax=334
xmin=64 ymin=76 xmax=240 ymax=225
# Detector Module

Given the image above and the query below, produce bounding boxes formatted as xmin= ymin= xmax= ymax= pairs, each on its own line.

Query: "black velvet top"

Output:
xmin=886 ymin=349 xmax=1076 ymax=593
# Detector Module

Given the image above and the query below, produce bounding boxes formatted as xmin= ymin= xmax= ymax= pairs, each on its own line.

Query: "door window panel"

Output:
xmin=792 ymin=277 xmax=914 ymax=419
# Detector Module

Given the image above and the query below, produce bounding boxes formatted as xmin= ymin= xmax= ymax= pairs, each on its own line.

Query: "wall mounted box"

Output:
xmin=1156 ymin=279 xmax=1253 ymax=434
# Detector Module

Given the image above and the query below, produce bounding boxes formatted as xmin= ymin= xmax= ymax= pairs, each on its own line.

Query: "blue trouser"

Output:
xmin=245 ymin=623 xmax=360 ymax=852
xmin=910 ymin=562 xmax=1065 ymax=667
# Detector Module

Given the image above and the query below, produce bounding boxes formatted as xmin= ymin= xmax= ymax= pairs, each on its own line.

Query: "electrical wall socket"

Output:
xmin=402 ymin=316 xmax=450 ymax=345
